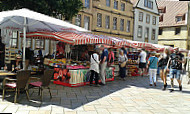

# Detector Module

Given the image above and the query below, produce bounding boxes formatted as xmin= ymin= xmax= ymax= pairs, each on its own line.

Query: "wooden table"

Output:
xmin=0 ymin=72 xmax=16 ymax=76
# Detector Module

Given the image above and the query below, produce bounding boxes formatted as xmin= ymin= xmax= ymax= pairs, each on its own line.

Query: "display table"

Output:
xmin=53 ymin=67 xmax=115 ymax=87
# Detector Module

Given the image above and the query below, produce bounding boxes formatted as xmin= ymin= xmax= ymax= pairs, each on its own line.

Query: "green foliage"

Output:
xmin=0 ymin=0 xmax=83 ymax=21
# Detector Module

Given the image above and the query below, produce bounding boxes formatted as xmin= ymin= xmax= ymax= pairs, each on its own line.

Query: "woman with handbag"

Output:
xmin=158 ymin=48 xmax=170 ymax=90
xmin=147 ymin=51 xmax=158 ymax=86
xmin=89 ymin=48 xmax=100 ymax=87
xmin=118 ymin=50 xmax=128 ymax=81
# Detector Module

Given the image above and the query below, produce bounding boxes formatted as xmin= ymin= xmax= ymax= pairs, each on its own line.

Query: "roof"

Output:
xmin=157 ymin=1 xmax=188 ymax=27
xmin=130 ymin=0 xmax=139 ymax=7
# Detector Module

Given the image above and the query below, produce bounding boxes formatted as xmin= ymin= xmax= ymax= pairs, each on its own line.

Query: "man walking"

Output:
xmin=138 ymin=49 xmax=147 ymax=76
xmin=100 ymin=45 xmax=108 ymax=85
xmin=167 ymin=47 xmax=185 ymax=92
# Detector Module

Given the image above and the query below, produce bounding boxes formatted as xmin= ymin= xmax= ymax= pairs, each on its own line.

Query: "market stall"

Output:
xmin=25 ymin=31 xmax=119 ymax=87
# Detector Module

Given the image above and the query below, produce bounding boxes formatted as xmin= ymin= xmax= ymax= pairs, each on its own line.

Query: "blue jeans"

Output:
xmin=169 ymin=69 xmax=181 ymax=80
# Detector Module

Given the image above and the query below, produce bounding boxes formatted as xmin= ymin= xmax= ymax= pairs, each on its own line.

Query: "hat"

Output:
xmin=151 ymin=51 xmax=156 ymax=54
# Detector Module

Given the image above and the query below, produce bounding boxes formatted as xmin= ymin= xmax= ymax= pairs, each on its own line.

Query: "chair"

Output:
xmin=2 ymin=70 xmax=31 ymax=103
xmin=29 ymin=69 xmax=54 ymax=101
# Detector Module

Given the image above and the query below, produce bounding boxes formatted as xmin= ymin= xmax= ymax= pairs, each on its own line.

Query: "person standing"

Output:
xmin=89 ymin=48 xmax=100 ymax=87
xmin=107 ymin=48 xmax=114 ymax=67
xmin=186 ymin=51 xmax=190 ymax=84
xmin=147 ymin=52 xmax=158 ymax=86
xmin=100 ymin=45 xmax=108 ymax=85
xmin=167 ymin=47 xmax=185 ymax=92
xmin=0 ymin=37 xmax=5 ymax=70
xmin=138 ymin=49 xmax=147 ymax=76
xmin=159 ymin=48 xmax=170 ymax=90
xmin=118 ymin=50 xmax=128 ymax=80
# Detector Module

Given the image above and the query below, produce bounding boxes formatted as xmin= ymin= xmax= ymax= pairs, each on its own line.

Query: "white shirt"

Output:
xmin=118 ymin=54 xmax=128 ymax=63
xmin=139 ymin=51 xmax=147 ymax=63
xmin=89 ymin=53 xmax=100 ymax=73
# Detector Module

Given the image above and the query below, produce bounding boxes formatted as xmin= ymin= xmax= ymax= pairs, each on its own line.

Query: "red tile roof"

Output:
xmin=157 ymin=1 xmax=188 ymax=27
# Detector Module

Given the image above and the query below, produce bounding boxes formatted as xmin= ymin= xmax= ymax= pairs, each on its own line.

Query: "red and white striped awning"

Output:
xmin=24 ymin=31 xmax=115 ymax=45
xmin=23 ymin=31 xmax=137 ymax=48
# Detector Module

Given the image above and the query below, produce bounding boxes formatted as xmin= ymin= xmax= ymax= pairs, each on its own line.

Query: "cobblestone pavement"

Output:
xmin=0 ymin=75 xmax=190 ymax=114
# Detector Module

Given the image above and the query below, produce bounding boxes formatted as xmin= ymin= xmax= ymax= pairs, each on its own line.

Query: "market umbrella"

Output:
xmin=0 ymin=8 xmax=89 ymax=69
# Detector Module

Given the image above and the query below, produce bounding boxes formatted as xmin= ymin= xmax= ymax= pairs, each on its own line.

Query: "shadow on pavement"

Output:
xmin=0 ymin=76 xmax=189 ymax=109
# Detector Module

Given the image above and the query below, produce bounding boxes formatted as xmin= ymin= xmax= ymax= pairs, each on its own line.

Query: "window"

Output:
xmin=159 ymin=15 xmax=163 ymax=22
xmin=139 ymin=12 xmax=143 ymax=21
xmin=35 ymin=39 xmax=45 ymax=49
xmin=114 ymin=0 xmax=118 ymax=9
xmin=175 ymin=28 xmax=181 ymax=35
xmin=152 ymin=16 xmax=156 ymax=25
xmin=97 ymin=13 xmax=102 ymax=27
xmin=152 ymin=29 xmax=156 ymax=40
xmin=106 ymin=0 xmax=110 ymax=7
xmin=146 ymin=14 xmax=150 ymax=23
xmin=145 ymin=27 xmax=149 ymax=39
xmin=22 ymin=38 xmax=32 ymax=48
xmin=75 ymin=14 xmax=81 ymax=27
xmin=148 ymin=1 xmax=153 ymax=9
xmin=113 ymin=17 xmax=117 ymax=30
xmin=144 ymin=0 xmax=148 ymax=7
xmin=120 ymin=19 xmax=124 ymax=31
xmin=158 ymin=7 xmax=166 ymax=13
xmin=126 ymin=20 xmax=130 ymax=32
xmin=26 ymin=39 xmax=32 ymax=48
xmin=138 ymin=26 xmax=142 ymax=38
xmin=159 ymin=28 xmax=163 ymax=35
xmin=10 ymin=31 xmax=18 ymax=48
xmin=105 ymin=15 xmax=110 ymax=29
xmin=121 ymin=3 xmax=125 ymax=11
xmin=84 ymin=16 xmax=90 ymax=30
xmin=176 ymin=16 xmax=182 ymax=22
xmin=85 ymin=0 xmax=90 ymax=8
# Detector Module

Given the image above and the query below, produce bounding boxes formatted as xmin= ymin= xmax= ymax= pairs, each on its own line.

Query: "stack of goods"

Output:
xmin=44 ymin=58 xmax=66 ymax=67
xmin=127 ymin=65 xmax=139 ymax=76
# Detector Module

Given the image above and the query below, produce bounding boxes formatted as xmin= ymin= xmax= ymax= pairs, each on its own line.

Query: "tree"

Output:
xmin=62 ymin=0 xmax=83 ymax=21
xmin=0 ymin=0 xmax=83 ymax=21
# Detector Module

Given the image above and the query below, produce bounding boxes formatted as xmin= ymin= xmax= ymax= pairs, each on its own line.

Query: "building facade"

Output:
xmin=131 ymin=0 xmax=159 ymax=44
xmin=72 ymin=0 xmax=134 ymax=40
xmin=157 ymin=1 xmax=189 ymax=50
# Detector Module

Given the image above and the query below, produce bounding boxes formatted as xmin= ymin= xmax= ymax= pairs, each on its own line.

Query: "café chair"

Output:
xmin=2 ymin=70 xmax=31 ymax=103
xmin=29 ymin=69 xmax=54 ymax=101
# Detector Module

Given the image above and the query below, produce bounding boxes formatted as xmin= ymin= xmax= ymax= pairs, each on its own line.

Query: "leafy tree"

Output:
xmin=0 ymin=0 xmax=83 ymax=21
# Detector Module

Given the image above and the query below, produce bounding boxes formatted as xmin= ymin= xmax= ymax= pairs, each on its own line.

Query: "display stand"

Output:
xmin=127 ymin=52 xmax=140 ymax=76
xmin=53 ymin=67 xmax=114 ymax=87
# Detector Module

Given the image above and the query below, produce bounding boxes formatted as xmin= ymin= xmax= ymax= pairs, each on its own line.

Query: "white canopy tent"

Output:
xmin=0 ymin=8 xmax=89 ymax=69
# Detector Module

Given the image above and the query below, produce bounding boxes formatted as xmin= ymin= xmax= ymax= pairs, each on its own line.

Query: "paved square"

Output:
xmin=0 ymin=75 xmax=190 ymax=114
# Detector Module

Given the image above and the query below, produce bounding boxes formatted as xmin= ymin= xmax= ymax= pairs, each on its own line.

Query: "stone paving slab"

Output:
xmin=0 ymin=76 xmax=190 ymax=114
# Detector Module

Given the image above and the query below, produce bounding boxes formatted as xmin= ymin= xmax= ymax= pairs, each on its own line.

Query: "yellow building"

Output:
xmin=72 ymin=0 xmax=134 ymax=40
xmin=157 ymin=1 xmax=190 ymax=50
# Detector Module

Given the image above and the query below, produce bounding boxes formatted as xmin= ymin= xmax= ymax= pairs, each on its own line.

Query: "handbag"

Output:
xmin=120 ymin=61 xmax=127 ymax=68
xmin=158 ymin=58 xmax=164 ymax=67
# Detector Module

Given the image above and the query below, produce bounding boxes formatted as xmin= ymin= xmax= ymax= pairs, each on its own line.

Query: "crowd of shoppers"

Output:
xmin=89 ymin=45 xmax=189 ymax=93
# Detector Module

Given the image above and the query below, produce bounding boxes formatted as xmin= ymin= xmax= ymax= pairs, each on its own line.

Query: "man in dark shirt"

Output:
xmin=0 ymin=37 xmax=5 ymax=69
xmin=167 ymin=47 xmax=185 ymax=92
xmin=100 ymin=45 xmax=108 ymax=85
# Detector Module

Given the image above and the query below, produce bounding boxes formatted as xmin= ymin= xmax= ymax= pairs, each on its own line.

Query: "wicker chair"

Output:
xmin=29 ymin=69 xmax=54 ymax=101
xmin=2 ymin=70 xmax=31 ymax=103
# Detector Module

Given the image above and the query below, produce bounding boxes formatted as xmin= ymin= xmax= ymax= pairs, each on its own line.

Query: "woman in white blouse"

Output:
xmin=89 ymin=48 xmax=100 ymax=86
xmin=118 ymin=50 xmax=128 ymax=80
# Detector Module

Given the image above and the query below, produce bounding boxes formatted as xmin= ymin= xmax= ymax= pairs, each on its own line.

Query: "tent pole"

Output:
xmin=23 ymin=17 xmax=26 ymax=70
